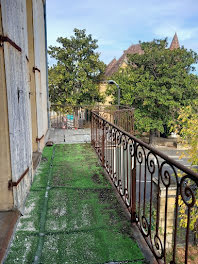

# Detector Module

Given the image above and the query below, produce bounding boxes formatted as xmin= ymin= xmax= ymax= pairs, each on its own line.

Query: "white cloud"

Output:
xmin=46 ymin=0 xmax=198 ymax=64
xmin=154 ymin=25 xmax=198 ymax=41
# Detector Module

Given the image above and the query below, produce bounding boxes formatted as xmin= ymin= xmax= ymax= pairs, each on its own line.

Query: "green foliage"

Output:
xmin=176 ymin=101 xmax=198 ymax=165
xmin=176 ymin=103 xmax=198 ymax=243
xmin=48 ymin=28 xmax=106 ymax=107
xmin=106 ymin=39 xmax=198 ymax=135
xmin=178 ymin=190 xmax=198 ymax=241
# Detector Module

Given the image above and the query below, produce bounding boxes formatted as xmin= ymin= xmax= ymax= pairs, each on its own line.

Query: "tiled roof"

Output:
xmin=104 ymin=44 xmax=143 ymax=77
xmin=125 ymin=43 xmax=144 ymax=55
xmin=105 ymin=34 xmax=180 ymax=77
xmin=104 ymin=58 xmax=117 ymax=77
xmin=169 ymin=33 xmax=180 ymax=50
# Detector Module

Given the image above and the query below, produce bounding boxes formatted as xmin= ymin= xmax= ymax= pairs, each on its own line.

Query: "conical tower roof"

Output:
xmin=170 ymin=33 xmax=180 ymax=50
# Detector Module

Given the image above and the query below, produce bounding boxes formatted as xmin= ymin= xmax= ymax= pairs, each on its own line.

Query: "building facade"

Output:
xmin=0 ymin=0 xmax=49 ymax=212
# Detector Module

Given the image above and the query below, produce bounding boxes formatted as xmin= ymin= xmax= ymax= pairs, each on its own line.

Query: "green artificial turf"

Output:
xmin=5 ymin=144 xmax=145 ymax=264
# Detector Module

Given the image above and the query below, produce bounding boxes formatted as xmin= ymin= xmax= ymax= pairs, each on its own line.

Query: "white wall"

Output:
xmin=1 ymin=0 xmax=33 ymax=209
xmin=0 ymin=0 xmax=48 ymax=210
xmin=33 ymin=0 xmax=48 ymax=139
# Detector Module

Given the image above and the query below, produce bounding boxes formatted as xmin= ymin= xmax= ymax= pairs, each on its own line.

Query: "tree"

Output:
xmin=106 ymin=39 xmax=198 ymax=144
xmin=176 ymin=101 xmax=198 ymax=165
xmin=48 ymin=28 xmax=105 ymax=107
xmin=176 ymin=101 xmax=198 ymax=244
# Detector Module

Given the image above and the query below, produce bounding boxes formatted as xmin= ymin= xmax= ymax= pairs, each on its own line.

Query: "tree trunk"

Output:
xmin=149 ymin=129 xmax=155 ymax=145
xmin=155 ymin=129 xmax=160 ymax=137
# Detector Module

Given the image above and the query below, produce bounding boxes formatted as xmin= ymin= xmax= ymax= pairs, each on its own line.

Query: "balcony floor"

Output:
xmin=4 ymin=144 xmax=146 ymax=264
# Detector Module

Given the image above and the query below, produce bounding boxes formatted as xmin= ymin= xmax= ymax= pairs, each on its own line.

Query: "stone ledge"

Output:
xmin=0 ymin=210 xmax=20 ymax=262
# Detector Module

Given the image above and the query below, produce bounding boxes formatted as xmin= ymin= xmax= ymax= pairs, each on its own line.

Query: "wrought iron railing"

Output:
xmin=50 ymin=105 xmax=92 ymax=129
xmin=91 ymin=111 xmax=198 ymax=264
xmin=95 ymin=105 xmax=134 ymax=134
xmin=50 ymin=105 xmax=134 ymax=133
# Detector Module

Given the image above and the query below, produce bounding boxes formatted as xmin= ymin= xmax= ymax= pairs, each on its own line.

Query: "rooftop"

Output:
xmin=104 ymin=34 xmax=180 ymax=77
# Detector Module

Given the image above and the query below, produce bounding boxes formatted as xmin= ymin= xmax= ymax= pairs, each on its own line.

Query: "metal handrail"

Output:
xmin=92 ymin=111 xmax=198 ymax=179
xmin=91 ymin=110 xmax=198 ymax=264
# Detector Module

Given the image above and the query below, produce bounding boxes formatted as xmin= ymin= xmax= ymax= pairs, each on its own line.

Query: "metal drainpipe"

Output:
xmin=43 ymin=0 xmax=50 ymax=129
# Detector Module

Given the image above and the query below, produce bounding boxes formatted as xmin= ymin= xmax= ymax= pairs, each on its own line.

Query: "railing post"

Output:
xmin=131 ymin=141 xmax=136 ymax=222
xmin=95 ymin=116 xmax=98 ymax=148
xmin=102 ymin=120 xmax=105 ymax=167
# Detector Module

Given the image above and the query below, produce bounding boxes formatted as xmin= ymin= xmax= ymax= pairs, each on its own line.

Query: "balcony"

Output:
xmin=3 ymin=109 xmax=198 ymax=264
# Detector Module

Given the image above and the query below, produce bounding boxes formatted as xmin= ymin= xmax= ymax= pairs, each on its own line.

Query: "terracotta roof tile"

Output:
xmin=170 ymin=33 xmax=180 ymax=50
xmin=104 ymin=34 xmax=179 ymax=77
xmin=104 ymin=44 xmax=143 ymax=77
xmin=104 ymin=58 xmax=117 ymax=77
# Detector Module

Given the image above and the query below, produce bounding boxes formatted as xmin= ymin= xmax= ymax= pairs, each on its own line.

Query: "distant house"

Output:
xmin=0 ymin=0 xmax=49 ymax=212
xmin=100 ymin=33 xmax=180 ymax=104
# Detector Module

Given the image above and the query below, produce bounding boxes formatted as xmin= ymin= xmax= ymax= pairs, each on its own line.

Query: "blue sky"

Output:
xmin=46 ymin=0 xmax=198 ymax=68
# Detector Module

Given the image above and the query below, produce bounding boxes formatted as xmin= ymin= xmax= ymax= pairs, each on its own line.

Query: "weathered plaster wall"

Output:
xmin=99 ymin=83 xmax=112 ymax=105
xmin=1 ymin=0 xmax=33 ymax=210
xmin=0 ymin=0 xmax=48 ymax=210
xmin=26 ymin=0 xmax=38 ymax=153
xmin=33 ymin=0 xmax=48 ymax=143
xmin=0 ymin=3 xmax=14 ymax=210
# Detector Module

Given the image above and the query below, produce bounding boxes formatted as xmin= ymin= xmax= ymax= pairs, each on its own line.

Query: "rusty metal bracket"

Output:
xmin=8 ymin=167 xmax=29 ymax=190
xmin=29 ymin=91 xmax=33 ymax=99
xmin=33 ymin=67 xmax=40 ymax=73
xmin=0 ymin=35 xmax=22 ymax=52
xmin=36 ymin=134 xmax=44 ymax=142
